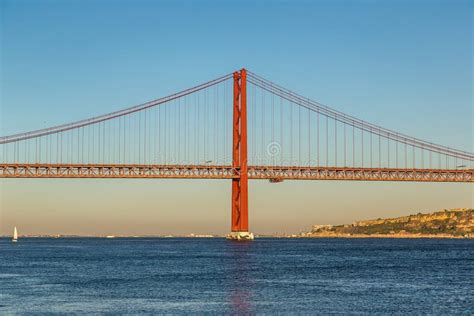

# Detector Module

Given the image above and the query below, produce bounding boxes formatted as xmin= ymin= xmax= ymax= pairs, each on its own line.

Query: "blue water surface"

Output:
xmin=0 ymin=238 xmax=473 ymax=314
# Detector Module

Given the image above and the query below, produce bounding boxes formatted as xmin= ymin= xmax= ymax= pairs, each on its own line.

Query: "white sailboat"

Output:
xmin=12 ymin=227 xmax=18 ymax=243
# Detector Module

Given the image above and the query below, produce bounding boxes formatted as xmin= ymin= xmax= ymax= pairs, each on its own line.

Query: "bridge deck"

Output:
xmin=0 ymin=164 xmax=472 ymax=182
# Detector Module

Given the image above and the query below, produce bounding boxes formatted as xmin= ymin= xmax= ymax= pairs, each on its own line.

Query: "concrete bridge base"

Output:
xmin=226 ymin=231 xmax=254 ymax=241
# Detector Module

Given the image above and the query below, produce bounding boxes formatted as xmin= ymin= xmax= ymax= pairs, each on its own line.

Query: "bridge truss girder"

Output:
xmin=1 ymin=164 xmax=472 ymax=182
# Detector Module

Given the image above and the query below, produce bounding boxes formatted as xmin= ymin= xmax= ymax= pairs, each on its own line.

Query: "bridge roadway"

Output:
xmin=0 ymin=164 xmax=472 ymax=182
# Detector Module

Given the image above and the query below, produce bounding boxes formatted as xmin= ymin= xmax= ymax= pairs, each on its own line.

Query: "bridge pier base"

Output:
xmin=226 ymin=231 xmax=254 ymax=241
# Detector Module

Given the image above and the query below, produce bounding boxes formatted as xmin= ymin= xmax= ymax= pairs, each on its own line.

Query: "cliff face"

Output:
xmin=309 ymin=208 xmax=473 ymax=237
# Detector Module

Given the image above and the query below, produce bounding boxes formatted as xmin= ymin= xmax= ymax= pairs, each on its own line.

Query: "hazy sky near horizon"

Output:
xmin=1 ymin=0 xmax=473 ymax=235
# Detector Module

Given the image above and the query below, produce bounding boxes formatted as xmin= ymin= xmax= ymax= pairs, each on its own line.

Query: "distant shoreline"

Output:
xmin=304 ymin=208 xmax=473 ymax=239
xmin=295 ymin=234 xmax=472 ymax=239
xmin=1 ymin=235 xmax=472 ymax=239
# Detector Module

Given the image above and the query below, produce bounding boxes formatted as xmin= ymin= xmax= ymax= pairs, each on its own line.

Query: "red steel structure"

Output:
xmin=232 ymin=69 xmax=249 ymax=233
xmin=0 ymin=164 xmax=472 ymax=182
xmin=1 ymin=68 xmax=473 ymax=239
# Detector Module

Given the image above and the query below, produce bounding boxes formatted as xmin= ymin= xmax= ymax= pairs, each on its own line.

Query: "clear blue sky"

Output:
xmin=1 ymin=0 xmax=472 ymax=235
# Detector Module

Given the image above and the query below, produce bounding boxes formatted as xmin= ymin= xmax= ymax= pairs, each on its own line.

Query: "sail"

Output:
xmin=13 ymin=227 xmax=18 ymax=241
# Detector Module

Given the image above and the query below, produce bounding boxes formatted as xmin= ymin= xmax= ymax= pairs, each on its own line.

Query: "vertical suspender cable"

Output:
xmin=326 ymin=115 xmax=329 ymax=166
xmin=185 ymin=95 xmax=187 ymax=164
xmin=272 ymin=83 xmax=275 ymax=166
xmin=56 ymin=133 xmax=59 ymax=163
xmin=387 ymin=138 xmax=390 ymax=168
xmin=262 ymin=88 xmax=265 ymax=164
xmin=396 ymin=138 xmax=398 ymax=168
xmin=405 ymin=141 xmax=407 ymax=169
xmin=353 ymin=122 xmax=355 ymax=167
xmin=299 ymin=106 xmax=302 ymax=166
xmin=225 ymin=83 xmax=229 ymax=164
xmin=90 ymin=125 xmax=93 ymax=164
xmin=361 ymin=129 xmax=363 ymax=168
xmin=216 ymin=85 xmax=219 ymax=163
xmin=370 ymin=128 xmax=373 ymax=168
xmin=281 ymin=96 xmax=284 ymax=166
xmin=344 ymin=122 xmax=346 ymax=167
xmin=118 ymin=112 xmax=120 ymax=164
xmin=197 ymin=93 xmax=200 ymax=162
xmin=204 ymin=90 xmax=207 ymax=162
xmin=178 ymin=97 xmax=181 ymax=164
xmin=123 ymin=116 xmax=126 ymax=164
xmin=317 ymin=111 xmax=319 ymax=166
xmin=378 ymin=134 xmax=381 ymax=168
xmin=308 ymin=106 xmax=310 ymax=167
xmin=334 ymin=116 xmax=337 ymax=166
xmin=252 ymin=84 xmax=256 ymax=165
xmin=290 ymin=101 xmax=293 ymax=166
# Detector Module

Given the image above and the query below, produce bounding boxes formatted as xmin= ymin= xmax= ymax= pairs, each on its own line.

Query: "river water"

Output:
xmin=0 ymin=238 xmax=473 ymax=314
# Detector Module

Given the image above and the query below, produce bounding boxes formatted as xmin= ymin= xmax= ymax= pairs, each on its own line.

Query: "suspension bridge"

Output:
xmin=1 ymin=69 xmax=473 ymax=239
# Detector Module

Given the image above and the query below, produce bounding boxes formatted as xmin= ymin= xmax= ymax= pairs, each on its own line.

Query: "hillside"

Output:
xmin=305 ymin=208 xmax=473 ymax=238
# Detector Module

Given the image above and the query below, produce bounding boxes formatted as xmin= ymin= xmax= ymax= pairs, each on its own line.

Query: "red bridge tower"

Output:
xmin=227 ymin=69 xmax=253 ymax=241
